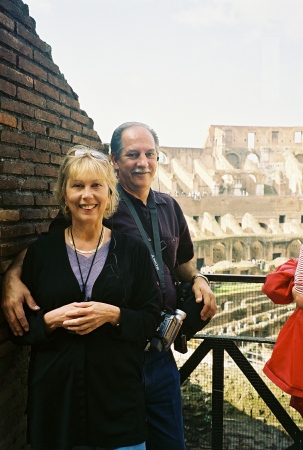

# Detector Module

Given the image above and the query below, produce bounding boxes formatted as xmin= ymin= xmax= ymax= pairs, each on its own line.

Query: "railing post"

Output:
xmin=212 ymin=344 xmax=224 ymax=449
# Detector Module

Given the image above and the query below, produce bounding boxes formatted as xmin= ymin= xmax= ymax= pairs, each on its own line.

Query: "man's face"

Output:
xmin=112 ymin=126 xmax=158 ymax=195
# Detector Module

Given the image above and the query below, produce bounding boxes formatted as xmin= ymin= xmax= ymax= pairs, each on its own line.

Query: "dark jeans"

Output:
xmin=143 ymin=349 xmax=186 ymax=450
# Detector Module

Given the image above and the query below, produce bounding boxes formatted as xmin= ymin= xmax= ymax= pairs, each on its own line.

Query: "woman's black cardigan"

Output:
xmin=12 ymin=229 xmax=161 ymax=450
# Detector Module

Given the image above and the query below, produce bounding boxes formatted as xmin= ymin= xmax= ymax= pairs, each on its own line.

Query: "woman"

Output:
xmin=12 ymin=145 xmax=161 ymax=450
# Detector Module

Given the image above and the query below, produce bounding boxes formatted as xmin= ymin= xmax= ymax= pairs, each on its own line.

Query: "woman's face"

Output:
xmin=65 ymin=171 xmax=110 ymax=227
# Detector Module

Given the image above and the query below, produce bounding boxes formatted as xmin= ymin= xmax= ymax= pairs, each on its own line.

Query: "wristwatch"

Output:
xmin=191 ymin=273 xmax=210 ymax=285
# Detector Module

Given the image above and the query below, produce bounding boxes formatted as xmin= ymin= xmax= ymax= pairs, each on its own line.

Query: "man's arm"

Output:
xmin=1 ymin=249 xmax=40 ymax=336
xmin=175 ymin=260 xmax=217 ymax=321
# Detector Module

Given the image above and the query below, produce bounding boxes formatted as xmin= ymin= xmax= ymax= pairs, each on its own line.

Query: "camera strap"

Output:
xmin=117 ymin=184 xmax=166 ymax=296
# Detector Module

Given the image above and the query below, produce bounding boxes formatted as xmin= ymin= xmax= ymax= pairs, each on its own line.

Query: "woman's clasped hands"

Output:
xmin=44 ymin=301 xmax=121 ymax=335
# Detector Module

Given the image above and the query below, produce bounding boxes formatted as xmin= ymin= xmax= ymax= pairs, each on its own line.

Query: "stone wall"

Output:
xmin=0 ymin=1 xmax=102 ymax=447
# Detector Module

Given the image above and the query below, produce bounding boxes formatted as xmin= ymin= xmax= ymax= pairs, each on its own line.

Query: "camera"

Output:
xmin=148 ymin=309 xmax=187 ymax=352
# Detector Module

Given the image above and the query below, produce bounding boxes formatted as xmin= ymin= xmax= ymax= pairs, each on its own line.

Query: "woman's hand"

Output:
xmin=44 ymin=303 xmax=81 ymax=334
xmin=61 ymin=302 xmax=121 ymax=335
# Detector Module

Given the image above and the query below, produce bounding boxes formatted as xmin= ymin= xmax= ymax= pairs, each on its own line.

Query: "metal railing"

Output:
xmin=178 ymin=274 xmax=303 ymax=450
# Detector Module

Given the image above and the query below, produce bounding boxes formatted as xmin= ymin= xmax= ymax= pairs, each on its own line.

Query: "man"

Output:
xmin=2 ymin=122 xmax=217 ymax=450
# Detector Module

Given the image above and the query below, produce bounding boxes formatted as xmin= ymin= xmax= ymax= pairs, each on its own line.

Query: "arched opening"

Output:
xmin=250 ymin=241 xmax=263 ymax=260
xmin=213 ymin=242 xmax=226 ymax=263
xmin=232 ymin=241 xmax=243 ymax=262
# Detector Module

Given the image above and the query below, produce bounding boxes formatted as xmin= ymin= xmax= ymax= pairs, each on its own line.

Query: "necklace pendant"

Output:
xmin=81 ymin=291 xmax=90 ymax=302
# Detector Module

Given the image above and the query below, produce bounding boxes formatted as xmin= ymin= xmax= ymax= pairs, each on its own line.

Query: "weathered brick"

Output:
xmin=72 ymin=135 xmax=103 ymax=149
xmin=61 ymin=118 xmax=82 ymax=133
xmin=0 ymin=160 xmax=35 ymax=175
xmin=0 ymin=45 xmax=16 ymax=65
xmin=17 ymin=87 xmax=46 ymax=108
xmin=0 ymin=178 xmax=18 ymax=190
xmin=0 ymin=0 xmax=35 ymax=30
xmin=50 ymin=153 xmax=65 ymax=165
xmin=16 ymin=23 xmax=47 ymax=53
xmin=19 ymin=57 xmax=47 ymax=81
xmin=49 ymin=181 xmax=56 ymax=191
xmin=0 ymin=12 xmax=14 ymax=32
xmin=0 ymin=29 xmax=33 ymax=59
xmin=34 ymin=79 xmax=59 ymax=100
xmin=1 ymin=130 xmax=35 ymax=147
xmin=20 ymin=209 xmax=49 ymax=220
xmin=0 ymin=63 xmax=33 ymax=88
xmin=48 ymin=127 xmax=71 ymax=141
xmin=1 ymin=130 xmax=33 ymax=148
xmin=35 ymin=139 xmax=60 ymax=153
xmin=49 ymin=208 xmax=60 ymax=219
xmin=19 ymin=178 xmax=49 ymax=190
xmin=34 ymin=50 xmax=59 ymax=74
xmin=19 ymin=148 xmax=49 ymax=163
xmin=61 ymin=144 xmax=72 ymax=155
xmin=46 ymin=99 xmax=70 ymax=118
xmin=0 ymin=210 xmax=19 ymax=221
xmin=1 ymin=97 xmax=35 ymax=117
xmin=59 ymin=92 xmax=79 ymax=109
xmin=0 ymin=224 xmax=35 ymax=239
xmin=16 ymin=117 xmax=23 ymax=131
xmin=70 ymin=110 xmax=90 ymax=125
xmin=36 ymin=223 xmax=50 ymax=234
xmin=0 ymin=79 xmax=16 ymax=97
xmin=82 ymin=126 xmax=100 ymax=140
xmin=0 ymin=239 xmax=34 ymax=257
xmin=35 ymin=109 xmax=60 ymax=125
xmin=0 ymin=144 xmax=19 ymax=158
xmin=35 ymin=195 xmax=58 ymax=206
xmin=0 ymin=192 xmax=34 ymax=206
xmin=22 ymin=120 xmax=47 ymax=135
xmin=0 ymin=113 xmax=17 ymax=128
xmin=35 ymin=165 xmax=58 ymax=177
xmin=103 ymin=143 xmax=110 ymax=155
xmin=48 ymin=73 xmax=71 ymax=94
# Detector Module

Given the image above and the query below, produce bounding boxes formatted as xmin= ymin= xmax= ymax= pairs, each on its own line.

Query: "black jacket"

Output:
xmin=13 ymin=229 xmax=161 ymax=450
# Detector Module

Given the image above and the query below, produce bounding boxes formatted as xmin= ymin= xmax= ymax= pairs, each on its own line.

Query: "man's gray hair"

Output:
xmin=110 ymin=121 xmax=159 ymax=158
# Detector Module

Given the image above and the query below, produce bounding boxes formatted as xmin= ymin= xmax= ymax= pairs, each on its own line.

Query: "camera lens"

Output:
xmin=175 ymin=309 xmax=186 ymax=320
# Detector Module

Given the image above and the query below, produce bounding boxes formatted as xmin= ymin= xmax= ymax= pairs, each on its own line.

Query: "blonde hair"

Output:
xmin=54 ymin=145 xmax=119 ymax=220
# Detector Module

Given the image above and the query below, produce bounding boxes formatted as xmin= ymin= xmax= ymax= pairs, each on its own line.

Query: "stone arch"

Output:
xmin=247 ymin=153 xmax=259 ymax=165
xmin=159 ymin=150 xmax=169 ymax=164
xmin=288 ymin=239 xmax=301 ymax=258
xmin=232 ymin=241 xmax=243 ymax=262
xmin=250 ymin=241 xmax=263 ymax=260
xmin=213 ymin=242 xmax=226 ymax=263
xmin=225 ymin=152 xmax=240 ymax=169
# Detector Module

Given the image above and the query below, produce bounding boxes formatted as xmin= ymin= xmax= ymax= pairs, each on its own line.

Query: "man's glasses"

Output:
xmin=69 ymin=149 xmax=108 ymax=161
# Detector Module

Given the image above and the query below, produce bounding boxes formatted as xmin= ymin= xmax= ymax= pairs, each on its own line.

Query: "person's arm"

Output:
xmin=292 ymin=287 xmax=303 ymax=309
xmin=1 ymin=249 xmax=40 ymax=336
xmin=175 ymin=260 xmax=217 ymax=320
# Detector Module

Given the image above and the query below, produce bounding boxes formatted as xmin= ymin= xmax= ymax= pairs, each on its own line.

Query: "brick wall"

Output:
xmin=0 ymin=1 xmax=103 ymax=447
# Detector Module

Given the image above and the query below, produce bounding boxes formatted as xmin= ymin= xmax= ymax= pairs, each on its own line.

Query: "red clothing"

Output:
xmin=263 ymin=307 xmax=303 ymax=417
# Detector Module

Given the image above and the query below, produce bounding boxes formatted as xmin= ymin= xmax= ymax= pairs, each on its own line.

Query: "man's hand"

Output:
xmin=1 ymin=249 xmax=40 ymax=336
xmin=192 ymin=277 xmax=217 ymax=320
xmin=1 ymin=273 xmax=40 ymax=336
xmin=175 ymin=261 xmax=217 ymax=321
